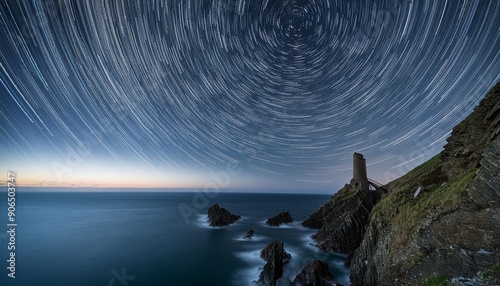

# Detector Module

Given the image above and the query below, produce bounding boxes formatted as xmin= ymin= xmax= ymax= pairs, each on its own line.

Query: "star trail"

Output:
xmin=1 ymin=0 xmax=499 ymax=192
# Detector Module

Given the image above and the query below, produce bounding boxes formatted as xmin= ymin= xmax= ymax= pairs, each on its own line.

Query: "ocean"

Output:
xmin=0 ymin=190 xmax=349 ymax=286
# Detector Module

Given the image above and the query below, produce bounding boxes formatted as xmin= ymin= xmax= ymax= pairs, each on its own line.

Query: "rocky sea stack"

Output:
xmin=303 ymin=83 xmax=500 ymax=285
xmin=266 ymin=211 xmax=293 ymax=226
xmin=207 ymin=203 xmax=241 ymax=227
xmin=243 ymin=229 xmax=255 ymax=239
xmin=258 ymin=240 xmax=291 ymax=286
xmin=292 ymin=260 xmax=342 ymax=286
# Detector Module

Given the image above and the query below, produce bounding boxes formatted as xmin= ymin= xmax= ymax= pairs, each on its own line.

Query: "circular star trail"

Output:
xmin=1 ymin=0 xmax=499 ymax=191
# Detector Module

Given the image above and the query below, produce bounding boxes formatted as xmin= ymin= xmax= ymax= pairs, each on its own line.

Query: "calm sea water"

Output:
xmin=0 ymin=189 xmax=349 ymax=286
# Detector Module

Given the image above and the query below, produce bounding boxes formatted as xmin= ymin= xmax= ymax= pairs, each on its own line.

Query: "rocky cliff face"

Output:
xmin=301 ymin=197 xmax=335 ymax=229
xmin=302 ymin=184 xmax=373 ymax=256
xmin=441 ymin=83 xmax=500 ymax=180
xmin=350 ymin=83 xmax=500 ymax=285
xmin=302 ymin=83 xmax=500 ymax=285
xmin=207 ymin=203 xmax=241 ymax=227
xmin=471 ymin=139 xmax=500 ymax=208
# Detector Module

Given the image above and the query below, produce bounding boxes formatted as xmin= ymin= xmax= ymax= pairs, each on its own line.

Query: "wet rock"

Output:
xmin=243 ymin=229 xmax=255 ymax=239
xmin=258 ymin=240 xmax=291 ymax=286
xmin=292 ymin=260 xmax=343 ymax=286
xmin=207 ymin=203 xmax=240 ymax=227
xmin=266 ymin=211 xmax=293 ymax=226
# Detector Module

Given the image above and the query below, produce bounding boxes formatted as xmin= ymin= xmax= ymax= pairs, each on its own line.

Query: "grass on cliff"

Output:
xmin=422 ymin=275 xmax=451 ymax=286
xmin=372 ymin=154 xmax=476 ymax=261
xmin=384 ymin=154 xmax=444 ymax=191
xmin=334 ymin=185 xmax=366 ymax=202
xmin=482 ymin=263 xmax=500 ymax=284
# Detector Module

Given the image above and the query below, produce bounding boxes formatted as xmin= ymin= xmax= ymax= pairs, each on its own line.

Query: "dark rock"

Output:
xmin=303 ymin=184 xmax=373 ymax=255
xmin=301 ymin=198 xmax=335 ymax=229
xmin=266 ymin=211 xmax=293 ymax=226
xmin=344 ymin=253 xmax=353 ymax=267
xmin=260 ymin=240 xmax=292 ymax=264
xmin=349 ymin=213 xmax=392 ymax=286
xmin=207 ymin=203 xmax=240 ymax=227
xmin=292 ymin=260 xmax=342 ymax=286
xmin=470 ymin=139 xmax=500 ymax=208
xmin=258 ymin=240 xmax=291 ymax=286
xmin=243 ymin=229 xmax=255 ymax=239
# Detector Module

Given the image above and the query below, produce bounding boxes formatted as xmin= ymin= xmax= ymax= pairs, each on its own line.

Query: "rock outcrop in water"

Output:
xmin=258 ymin=240 xmax=291 ymax=286
xmin=207 ymin=203 xmax=240 ymax=227
xmin=243 ymin=229 xmax=255 ymax=239
xmin=349 ymin=83 xmax=500 ymax=285
xmin=266 ymin=211 xmax=293 ymax=226
xmin=292 ymin=260 xmax=342 ymax=286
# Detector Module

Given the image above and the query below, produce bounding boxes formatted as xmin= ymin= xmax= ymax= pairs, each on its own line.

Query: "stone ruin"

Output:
xmin=350 ymin=152 xmax=388 ymax=205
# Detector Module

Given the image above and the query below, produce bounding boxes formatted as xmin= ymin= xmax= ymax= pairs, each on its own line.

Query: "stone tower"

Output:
xmin=351 ymin=152 xmax=369 ymax=191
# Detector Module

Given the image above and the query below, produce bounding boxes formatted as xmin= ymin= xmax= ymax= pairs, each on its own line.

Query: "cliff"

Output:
xmin=441 ymin=82 xmax=500 ymax=181
xmin=304 ymin=83 xmax=500 ymax=285
xmin=350 ymin=82 xmax=500 ymax=285
xmin=302 ymin=184 xmax=373 ymax=256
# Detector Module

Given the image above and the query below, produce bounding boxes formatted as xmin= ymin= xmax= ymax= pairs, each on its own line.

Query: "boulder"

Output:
xmin=266 ymin=211 xmax=293 ymax=226
xmin=207 ymin=203 xmax=240 ymax=227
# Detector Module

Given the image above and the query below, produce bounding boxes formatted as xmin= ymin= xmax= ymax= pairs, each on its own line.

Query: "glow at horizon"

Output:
xmin=1 ymin=0 xmax=499 ymax=193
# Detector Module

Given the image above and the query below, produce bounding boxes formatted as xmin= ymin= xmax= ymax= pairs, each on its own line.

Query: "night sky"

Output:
xmin=1 ymin=0 xmax=499 ymax=193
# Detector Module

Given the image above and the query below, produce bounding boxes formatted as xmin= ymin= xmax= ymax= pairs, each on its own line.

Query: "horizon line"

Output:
xmin=2 ymin=185 xmax=335 ymax=194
